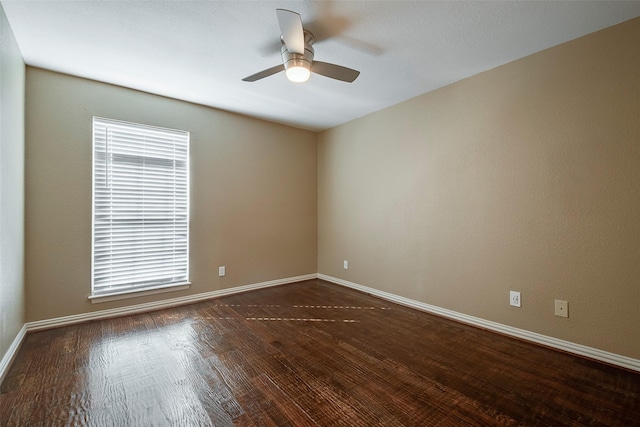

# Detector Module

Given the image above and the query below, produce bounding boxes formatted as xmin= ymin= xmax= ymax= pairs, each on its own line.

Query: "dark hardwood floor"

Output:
xmin=1 ymin=279 xmax=639 ymax=426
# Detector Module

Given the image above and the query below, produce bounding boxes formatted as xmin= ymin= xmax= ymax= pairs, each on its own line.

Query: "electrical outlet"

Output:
xmin=510 ymin=291 xmax=521 ymax=307
xmin=555 ymin=300 xmax=568 ymax=318
xmin=343 ymin=260 xmax=348 ymax=269
xmin=218 ymin=266 xmax=226 ymax=277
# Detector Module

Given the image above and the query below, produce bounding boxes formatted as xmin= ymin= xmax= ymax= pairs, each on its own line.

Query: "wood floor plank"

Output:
xmin=1 ymin=279 xmax=639 ymax=426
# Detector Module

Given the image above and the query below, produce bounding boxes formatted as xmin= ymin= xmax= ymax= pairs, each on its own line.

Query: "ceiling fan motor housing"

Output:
xmin=281 ymin=30 xmax=315 ymax=72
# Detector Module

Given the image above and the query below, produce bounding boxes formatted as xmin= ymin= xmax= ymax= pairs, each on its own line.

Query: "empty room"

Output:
xmin=1 ymin=1 xmax=639 ymax=425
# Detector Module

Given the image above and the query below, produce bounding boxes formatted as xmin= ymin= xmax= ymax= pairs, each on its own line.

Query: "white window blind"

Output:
xmin=92 ymin=117 xmax=190 ymax=298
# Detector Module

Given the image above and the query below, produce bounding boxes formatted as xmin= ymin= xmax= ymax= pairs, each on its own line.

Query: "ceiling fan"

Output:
xmin=242 ymin=9 xmax=360 ymax=84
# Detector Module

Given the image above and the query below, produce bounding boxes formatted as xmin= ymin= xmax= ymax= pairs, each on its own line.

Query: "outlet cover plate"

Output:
xmin=218 ymin=266 xmax=226 ymax=277
xmin=343 ymin=260 xmax=348 ymax=269
xmin=555 ymin=300 xmax=568 ymax=318
xmin=510 ymin=291 xmax=521 ymax=307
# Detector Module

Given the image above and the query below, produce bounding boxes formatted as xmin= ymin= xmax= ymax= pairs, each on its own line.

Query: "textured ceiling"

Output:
xmin=3 ymin=1 xmax=640 ymax=131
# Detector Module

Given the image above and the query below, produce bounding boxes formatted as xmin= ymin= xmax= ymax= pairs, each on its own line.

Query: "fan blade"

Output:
xmin=242 ymin=64 xmax=285 ymax=82
xmin=276 ymin=9 xmax=304 ymax=54
xmin=311 ymin=61 xmax=360 ymax=83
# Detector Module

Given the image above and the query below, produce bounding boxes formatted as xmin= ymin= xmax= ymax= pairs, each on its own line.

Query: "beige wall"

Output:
xmin=0 ymin=4 xmax=25 ymax=367
xmin=25 ymin=68 xmax=317 ymax=322
xmin=318 ymin=18 xmax=640 ymax=359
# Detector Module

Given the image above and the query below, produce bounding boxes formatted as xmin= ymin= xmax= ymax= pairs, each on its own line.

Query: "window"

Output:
xmin=91 ymin=117 xmax=190 ymax=299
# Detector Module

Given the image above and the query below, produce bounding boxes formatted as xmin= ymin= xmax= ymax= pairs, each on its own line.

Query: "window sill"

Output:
xmin=89 ymin=282 xmax=191 ymax=304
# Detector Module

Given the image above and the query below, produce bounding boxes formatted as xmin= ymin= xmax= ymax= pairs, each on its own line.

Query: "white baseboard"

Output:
xmin=27 ymin=274 xmax=317 ymax=332
xmin=318 ymin=274 xmax=640 ymax=373
xmin=0 ymin=324 xmax=27 ymax=385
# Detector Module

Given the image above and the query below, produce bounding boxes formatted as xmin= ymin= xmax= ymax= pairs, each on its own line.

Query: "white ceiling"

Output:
xmin=3 ymin=1 xmax=640 ymax=131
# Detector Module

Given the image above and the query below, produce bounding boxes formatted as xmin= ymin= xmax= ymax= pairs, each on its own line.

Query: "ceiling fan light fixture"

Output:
xmin=286 ymin=65 xmax=310 ymax=82
xmin=282 ymin=47 xmax=313 ymax=83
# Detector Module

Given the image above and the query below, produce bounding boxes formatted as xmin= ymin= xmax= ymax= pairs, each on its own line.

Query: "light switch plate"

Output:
xmin=510 ymin=291 xmax=521 ymax=307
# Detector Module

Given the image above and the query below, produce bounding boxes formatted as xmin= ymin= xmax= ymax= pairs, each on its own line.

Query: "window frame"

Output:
xmin=90 ymin=117 xmax=190 ymax=302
